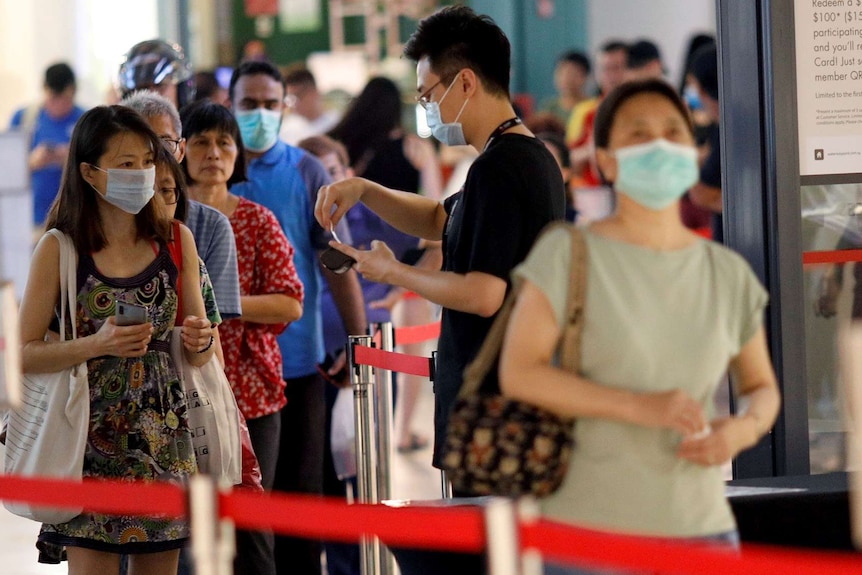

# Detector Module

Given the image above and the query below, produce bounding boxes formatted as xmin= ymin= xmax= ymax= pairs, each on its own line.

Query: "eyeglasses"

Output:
xmin=161 ymin=137 xmax=183 ymax=154
xmin=416 ymin=80 xmax=443 ymax=110
xmin=159 ymin=187 xmax=179 ymax=205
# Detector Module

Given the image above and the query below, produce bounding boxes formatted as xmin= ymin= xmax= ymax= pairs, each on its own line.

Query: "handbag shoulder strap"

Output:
xmin=459 ymin=221 xmax=588 ymax=397
xmin=168 ymin=220 xmax=184 ymax=321
xmin=559 ymin=225 xmax=587 ymax=373
xmin=45 ymin=229 xmax=79 ymax=341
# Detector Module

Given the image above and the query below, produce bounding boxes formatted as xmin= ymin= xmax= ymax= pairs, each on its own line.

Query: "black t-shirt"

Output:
xmin=433 ymin=133 xmax=565 ymax=466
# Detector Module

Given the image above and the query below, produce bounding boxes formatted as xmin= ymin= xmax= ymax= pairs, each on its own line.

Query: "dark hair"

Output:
xmin=193 ymin=71 xmax=221 ymax=101
xmin=154 ymin=145 xmax=189 ymax=222
xmin=593 ymin=79 xmax=694 ymax=150
xmin=627 ymin=40 xmax=662 ymax=70
xmin=179 ymin=99 xmax=248 ymax=187
xmin=298 ymin=134 xmax=350 ymax=168
xmin=45 ymin=105 xmax=169 ymax=254
xmin=44 ymin=62 xmax=75 ymax=94
xmin=536 ymin=132 xmax=569 ymax=168
xmin=403 ymin=5 xmax=511 ymax=97
xmin=678 ymin=34 xmax=715 ymax=93
xmin=688 ymin=44 xmax=718 ymax=101
xmin=558 ymin=50 xmax=591 ymax=75
xmin=328 ymin=76 xmax=402 ymax=169
xmin=600 ymin=40 xmax=629 ymax=55
xmin=283 ymin=66 xmax=317 ymax=88
xmin=228 ymin=60 xmax=284 ymax=101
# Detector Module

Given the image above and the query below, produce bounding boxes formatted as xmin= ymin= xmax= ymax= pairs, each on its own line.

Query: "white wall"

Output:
xmin=589 ymin=0 xmax=717 ymax=89
xmin=0 ymin=0 xmax=161 ymax=125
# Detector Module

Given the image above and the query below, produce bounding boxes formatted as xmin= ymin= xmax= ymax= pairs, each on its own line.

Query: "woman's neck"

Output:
xmin=594 ymin=197 xmax=697 ymax=251
xmin=189 ymin=183 xmax=235 ymax=218
xmin=97 ymin=203 xmax=139 ymax=247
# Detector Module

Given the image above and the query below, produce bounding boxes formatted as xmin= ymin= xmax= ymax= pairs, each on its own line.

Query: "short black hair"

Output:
xmin=403 ymin=5 xmax=511 ymax=97
xmin=558 ymin=50 xmax=591 ymax=75
xmin=228 ymin=60 xmax=284 ymax=101
xmin=44 ymin=62 xmax=75 ymax=94
xmin=600 ymin=40 xmax=628 ymax=55
xmin=593 ymin=78 xmax=693 ymax=150
xmin=688 ymin=44 xmax=718 ymax=101
xmin=627 ymin=40 xmax=662 ymax=69
xmin=179 ymin=99 xmax=248 ymax=187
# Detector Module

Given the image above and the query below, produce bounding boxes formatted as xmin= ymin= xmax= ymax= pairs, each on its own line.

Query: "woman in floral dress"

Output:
xmin=19 ymin=105 xmax=216 ymax=574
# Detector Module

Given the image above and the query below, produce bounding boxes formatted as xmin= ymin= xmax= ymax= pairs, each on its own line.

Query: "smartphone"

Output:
xmin=319 ymin=247 xmax=356 ymax=274
xmin=115 ymin=301 xmax=148 ymax=326
xmin=317 ymin=352 xmax=349 ymax=385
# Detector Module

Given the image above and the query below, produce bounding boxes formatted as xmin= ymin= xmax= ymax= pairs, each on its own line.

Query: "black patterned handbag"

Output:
xmin=442 ymin=223 xmax=587 ymax=498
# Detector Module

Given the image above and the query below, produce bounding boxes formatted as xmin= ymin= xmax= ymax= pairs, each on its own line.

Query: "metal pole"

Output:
xmin=349 ymin=335 xmax=381 ymax=575
xmin=484 ymin=498 xmax=521 ymax=575
xmin=189 ymin=475 xmax=218 ymax=575
xmin=374 ymin=322 xmax=397 ymax=575
xmin=440 ymin=470 xmax=453 ymax=499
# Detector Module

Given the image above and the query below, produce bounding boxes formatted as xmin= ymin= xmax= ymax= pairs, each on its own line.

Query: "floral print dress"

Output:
xmin=38 ymin=242 xmax=196 ymax=554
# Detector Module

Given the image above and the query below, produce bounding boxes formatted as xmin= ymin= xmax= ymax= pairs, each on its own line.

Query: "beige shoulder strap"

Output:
xmin=459 ymin=222 xmax=588 ymax=397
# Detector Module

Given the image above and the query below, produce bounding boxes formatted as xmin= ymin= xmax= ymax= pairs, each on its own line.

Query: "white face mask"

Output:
xmin=89 ymin=165 xmax=156 ymax=214
xmin=424 ymin=76 xmax=469 ymax=146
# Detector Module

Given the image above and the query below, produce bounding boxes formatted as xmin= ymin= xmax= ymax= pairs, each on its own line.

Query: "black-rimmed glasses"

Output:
xmin=161 ymin=137 xmax=183 ymax=154
xmin=416 ymin=80 xmax=443 ymax=110
xmin=159 ymin=188 xmax=179 ymax=205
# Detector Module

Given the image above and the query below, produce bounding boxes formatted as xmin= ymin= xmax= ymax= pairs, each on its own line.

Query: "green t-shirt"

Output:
xmin=513 ymin=226 xmax=768 ymax=537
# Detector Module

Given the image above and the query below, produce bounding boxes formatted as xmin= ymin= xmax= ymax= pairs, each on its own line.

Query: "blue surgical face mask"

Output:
xmin=684 ymin=84 xmax=703 ymax=111
xmin=235 ymin=108 xmax=282 ymax=153
xmin=424 ymin=76 xmax=469 ymax=146
xmin=89 ymin=165 xmax=156 ymax=214
xmin=613 ymin=138 xmax=699 ymax=211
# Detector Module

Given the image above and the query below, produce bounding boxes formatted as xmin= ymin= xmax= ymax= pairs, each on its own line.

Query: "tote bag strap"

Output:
xmin=45 ymin=229 xmax=79 ymax=341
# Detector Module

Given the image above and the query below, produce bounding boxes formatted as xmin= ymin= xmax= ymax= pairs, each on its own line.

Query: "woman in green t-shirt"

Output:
xmin=499 ymin=79 xmax=781 ymax=573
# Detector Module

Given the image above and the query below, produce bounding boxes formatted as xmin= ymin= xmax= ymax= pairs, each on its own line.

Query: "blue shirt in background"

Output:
xmin=232 ymin=140 xmax=346 ymax=378
xmin=10 ymin=105 xmax=85 ymax=225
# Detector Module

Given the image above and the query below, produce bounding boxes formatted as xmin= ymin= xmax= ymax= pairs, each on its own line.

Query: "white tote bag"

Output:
xmin=330 ymin=387 xmax=356 ymax=480
xmin=4 ymin=229 xmax=89 ymax=523
xmin=170 ymin=329 xmax=242 ymax=486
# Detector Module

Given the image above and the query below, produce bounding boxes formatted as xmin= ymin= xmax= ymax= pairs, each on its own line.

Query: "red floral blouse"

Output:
xmin=219 ymin=197 xmax=303 ymax=419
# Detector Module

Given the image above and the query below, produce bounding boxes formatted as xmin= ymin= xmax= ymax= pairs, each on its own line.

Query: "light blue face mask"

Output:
xmin=424 ymin=76 xmax=469 ymax=147
xmin=89 ymin=165 xmax=156 ymax=214
xmin=613 ymin=138 xmax=699 ymax=211
xmin=235 ymin=108 xmax=282 ymax=153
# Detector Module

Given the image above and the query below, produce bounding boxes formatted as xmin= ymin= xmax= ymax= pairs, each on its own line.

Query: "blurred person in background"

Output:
xmin=565 ymin=40 xmax=628 ymax=189
xmin=625 ymin=39 xmax=666 ymax=81
xmin=117 ymin=39 xmax=196 ymax=109
xmin=328 ymin=75 xmax=443 ymax=453
xmin=540 ymin=50 xmax=591 ymax=126
xmin=193 ymin=70 xmax=229 ymax=104
xmin=279 ymin=66 xmax=341 ymax=146
xmin=9 ymin=62 xmax=85 ymax=229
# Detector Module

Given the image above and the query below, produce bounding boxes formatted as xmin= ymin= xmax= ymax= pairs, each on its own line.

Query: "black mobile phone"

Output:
xmin=115 ymin=301 xmax=148 ymax=326
xmin=317 ymin=352 xmax=349 ymax=385
xmin=319 ymin=247 xmax=356 ymax=274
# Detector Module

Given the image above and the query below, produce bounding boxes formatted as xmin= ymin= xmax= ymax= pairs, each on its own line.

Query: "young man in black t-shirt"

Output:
xmin=314 ymin=5 xmax=565 ymax=469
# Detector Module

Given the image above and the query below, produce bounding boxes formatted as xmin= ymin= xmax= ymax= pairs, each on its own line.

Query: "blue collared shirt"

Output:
xmin=232 ymin=140 xmax=348 ymax=378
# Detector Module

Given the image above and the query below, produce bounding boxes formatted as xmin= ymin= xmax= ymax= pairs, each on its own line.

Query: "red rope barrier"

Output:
xmin=2 ymin=474 xmax=862 ymax=573
xmin=353 ymin=345 xmax=432 ymax=377
xmin=521 ymin=518 xmax=862 ymax=575
xmin=395 ymin=321 xmax=440 ymax=346
xmin=0 ymin=475 xmax=185 ymax=518
xmin=220 ymin=491 xmax=485 ymax=552
xmin=802 ymin=249 xmax=862 ymax=265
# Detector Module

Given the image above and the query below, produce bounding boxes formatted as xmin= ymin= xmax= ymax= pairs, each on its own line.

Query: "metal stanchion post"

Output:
xmin=189 ymin=475 xmax=219 ymax=575
xmin=374 ymin=323 xmax=397 ymax=575
xmin=484 ymin=498 xmax=521 ymax=575
xmin=518 ymin=498 xmax=543 ymax=575
xmin=440 ymin=470 xmax=453 ymax=499
xmin=349 ymin=335 xmax=381 ymax=575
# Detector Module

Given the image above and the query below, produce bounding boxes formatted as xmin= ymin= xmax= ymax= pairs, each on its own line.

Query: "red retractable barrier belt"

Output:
xmin=802 ymin=249 xmax=862 ymax=265
xmin=352 ymin=345 xmax=432 ymax=377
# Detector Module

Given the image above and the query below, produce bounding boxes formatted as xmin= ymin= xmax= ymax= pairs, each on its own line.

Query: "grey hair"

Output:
xmin=120 ymin=89 xmax=182 ymax=136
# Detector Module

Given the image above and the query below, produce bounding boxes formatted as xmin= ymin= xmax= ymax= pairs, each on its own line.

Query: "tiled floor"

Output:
xmin=0 ymin=375 xmax=442 ymax=574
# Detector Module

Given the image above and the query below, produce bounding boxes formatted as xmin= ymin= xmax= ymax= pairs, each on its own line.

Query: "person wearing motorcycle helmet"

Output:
xmin=118 ymin=39 xmax=196 ymax=109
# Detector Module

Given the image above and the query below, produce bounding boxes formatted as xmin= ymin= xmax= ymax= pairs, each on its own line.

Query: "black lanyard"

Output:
xmin=483 ymin=117 xmax=522 ymax=151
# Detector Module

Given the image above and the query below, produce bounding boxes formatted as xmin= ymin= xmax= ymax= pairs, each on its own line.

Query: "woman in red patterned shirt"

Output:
xmin=180 ymin=100 xmax=303 ymax=575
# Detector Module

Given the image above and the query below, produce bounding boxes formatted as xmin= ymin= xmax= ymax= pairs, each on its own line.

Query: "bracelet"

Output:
xmin=196 ymin=334 xmax=214 ymax=354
